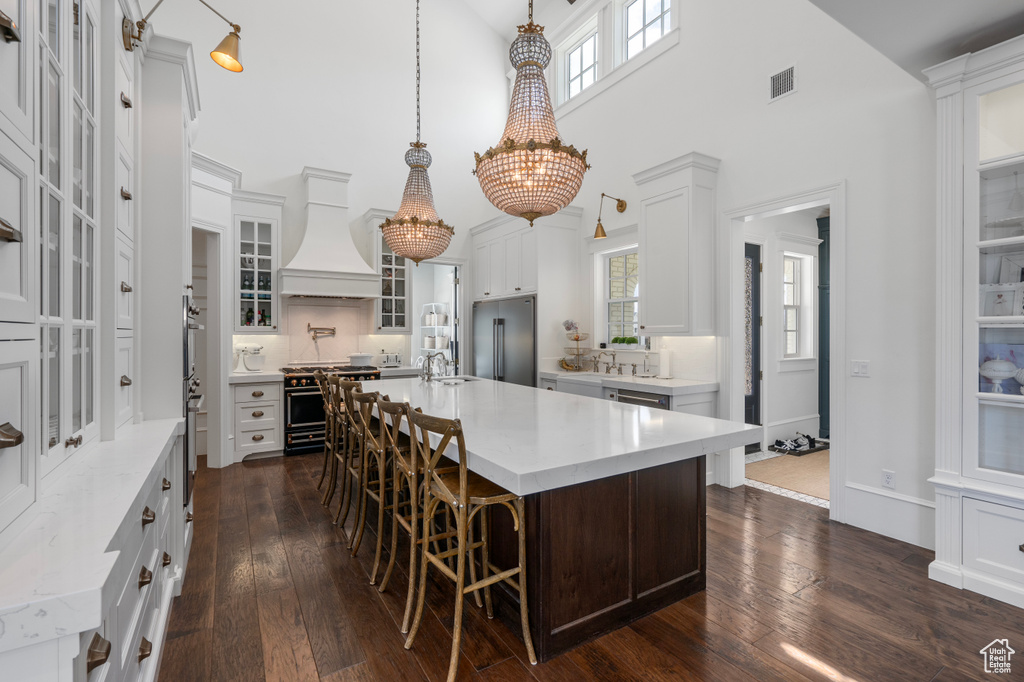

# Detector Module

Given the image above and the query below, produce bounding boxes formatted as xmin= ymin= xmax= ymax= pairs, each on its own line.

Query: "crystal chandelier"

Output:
xmin=380 ymin=0 xmax=454 ymax=264
xmin=474 ymin=0 xmax=590 ymax=225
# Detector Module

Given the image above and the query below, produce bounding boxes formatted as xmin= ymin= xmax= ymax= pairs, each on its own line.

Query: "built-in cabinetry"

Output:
xmin=233 ymin=191 xmax=284 ymax=333
xmin=358 ymin=209 xmax=413 ymax=334
xmin=927 ymin=35 xmax=1024 ymax=608
xmin=473 ymin=224 xmax=538 ymax=300
xmin=232 ymin=380 xmax=282 ymax=459
xmin=0 ymin=334 xmax=36 ymax=533
xmin=632 ymin=153 xmax=719 ymax=336
xmin=420 ymin=302 xmax=452 ymax=356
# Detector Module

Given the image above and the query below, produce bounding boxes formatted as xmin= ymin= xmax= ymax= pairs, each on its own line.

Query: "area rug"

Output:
xmin=746 ymin=450 xmax=830 ymax=500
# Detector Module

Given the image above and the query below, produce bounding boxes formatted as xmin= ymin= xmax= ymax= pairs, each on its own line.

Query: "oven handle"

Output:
xmin=285 ymin=390 xmax=322 ymax=397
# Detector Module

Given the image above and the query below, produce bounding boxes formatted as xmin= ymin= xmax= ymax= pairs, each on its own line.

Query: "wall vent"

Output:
xmin=770 ymin=66 xmax=796 ymax=101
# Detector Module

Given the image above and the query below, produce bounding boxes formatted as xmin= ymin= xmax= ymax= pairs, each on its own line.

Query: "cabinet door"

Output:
xmin=519 ymin=228 xmax=537 ymax=293
xmin=488 ymin=241 xmax=505 ymax=298
xmin=639 ymin=188 xmax=690 ymax=334
xmin=504 ymin=233 xmax=521 ymax=294
xmin=474 ymin=242 xmax=490 ymax=299
xmin=0 ymin=337 xmax=36 ymax=532
xmin=116 ymin=235 xmax=133 ymax=329
xmin=114 ymin=54 xmax=134 ymax=154
xmin=115 ymin=333 xmax=134 ymax=427
xmin=116 ymin=154 xmax=134 ymax=242
xmin=0 ymin=0 xmax=33 ymax=145
xmin=0 ymin=131 xmax=35 ymax=323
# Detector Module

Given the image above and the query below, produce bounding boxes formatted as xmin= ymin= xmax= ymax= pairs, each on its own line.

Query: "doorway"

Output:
xmin=744 ymin=243 xmax=762 ymax=445
xmin=410 ymin=261 xmax=462 ymax=374
xmin=191 ymin=227 xmax=224 ymax=466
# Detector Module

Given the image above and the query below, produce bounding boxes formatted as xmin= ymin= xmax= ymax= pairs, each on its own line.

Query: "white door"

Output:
xmin=504 ymin=232 xmax=522 ymax=294
xmin=519 ymin=228 xmax=537 ymax=293
xmin=639 ymin=188 xmax=690 ymax=335
xmin=474 ymin=242 xmax=490 ymax=299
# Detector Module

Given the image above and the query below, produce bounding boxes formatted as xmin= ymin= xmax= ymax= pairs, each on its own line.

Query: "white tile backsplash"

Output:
xmin=656 ymin=336 xmax=718 ymax=382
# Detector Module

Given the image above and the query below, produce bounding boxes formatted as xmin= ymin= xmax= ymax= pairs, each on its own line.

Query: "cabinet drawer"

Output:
xmin=0 ymin=132 xmax=36 ymax=324
xmin=236 ymin=402 xmax=277 ymax=429
xmin=116 ymin=236 xmax=133 ymax=329
xmin=115 ymin=334 xmax=133 ymax=427
xmin=0 ymin=0 xmax=33 ymax=143
xmin=236 ymin=425 xmax=279 ymax=453
xmin=115 ymin=155 xmax=133 ymax=242
xmin=0 ymin=338 xmax=36 ymax=534
xmin=115 ymin=525 xmax=158 ymax=671
xmin=114 ymin=55 xmax=134 ymax=154
xmin=234 ymin=383 xmax=280 ymax=404
xmin=964 ymin=497 xmax=1024 ymax=587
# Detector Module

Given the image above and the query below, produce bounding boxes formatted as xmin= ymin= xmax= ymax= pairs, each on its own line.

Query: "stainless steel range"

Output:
xmin=280 ymin=365 xmax=381 ymax=455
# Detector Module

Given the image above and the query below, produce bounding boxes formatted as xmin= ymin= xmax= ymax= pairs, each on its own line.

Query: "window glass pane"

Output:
xmin=395 ymin=280 xmax=405 ymax=297
xmin=381 ymin=280 xmax=392 ymax=296
xmin=785 ymin=307 xmax=798 ymax=330
xmin=646 ymin=0 xmax=662 ymax=20
xmin=85 ymin=329 xmax=93 ymax=425
xmin=625 ymin=253 xmax=638 ymax=276
xmin=784 ymin=258 xmax=794 ymax=281
xmin=49 ymin=193 xmax=60 ymax=317
xmin=258 ymin=222 xmax=271 ymax=243
xmin=382 ymin=299 xmax=392 ymax=314
xmin=783 ymin=282 xmax=794 ymax=306
xmin=610 ymin=324 xmax=623 ymax=339
xmin=48 ymin=327 xmax=60 ymax=448
xmin=73 ymin=4 xmax=81 ymax=94
xmin=626 ymin=275 xmax=638 ymax=297
xmin=627 ymin=0 xmax=643 ymax=37
xmin=627 ymin=34 xmax=643 ymax=60
xmin=581 ymin=69 xmax=595 ymax=90
xmin=786 ymin=331 xmax=798 ymax=356
xmin=73 ymin=215 xmax=82 ymax=320
xmin=609 ymin=303 xmax=623 ymax=323
xmin=662 ymin=9 xmax=670 ymax=30
xmin=569 ymin=78 xmax=581 ymax=99
xmin=382 ymin=314 xmax=392 ymax=327
xmin=609 ymin=255 xmax=624 ymax=277
xmin=72 ymin=329 xmax=82 ymax=433
xmin=85 ymin=119 xmax=94 ymax=216
xmin=48 ymin=62 xmax=61 ymax=187
xmin=645 ymin=23 xmax=661 ymax=47
xmin=395 ymin=300 xmax=405 ymax=314
xmin=240 ymin=221 xmax=254 ymax=242
xmin=85 ymin=17 xmax=95 ymax=112
xmin=85 ymin=224 xmax=94 ymax=320
xmin=47 ymin=0 xmax=59 ymax=57
xmin=395 ymin=256 xmax=405 ymax=266
xmin=582 ymin=36 xmax=596 ymax=69
xmin=569 ymin=48 xmax=581 ymax=78
xmin=609 ymin=278 xmax=624 ymax=299
xmin=395 ymin=315 xmax=405 ymax=327
xmin=73 ymin=102 xmax=83 ymax=208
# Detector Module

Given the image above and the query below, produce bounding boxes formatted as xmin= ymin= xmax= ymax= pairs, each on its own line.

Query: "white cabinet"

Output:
xmin=472 ymin=225 xmax=537 ymax=301
xmin=116 ymin=235 xmax=134 ymax=329
xmin=115 ymin=333 xmax=133 ymax=427
xmin=235 ymin=215 xmax=279 ymax=332
xmin=633 ymin=153 xmax=719 ymax=336
xmin=233 ymin=383 xmax=282 ymax=457
xmin=376 ymin=231 xmax=411 ymax=333
xmin=0 ymin=336 xmax=36 ymax=533
xmin=0 ymin=130 xmax=35 ymax=324
xmin=927 ymin=35 xmax=1024 ymax=608
xmin=116 ymin=153 xmax=134 ymax=242
xmin=0 ymin=0 xmax=34 ymax=146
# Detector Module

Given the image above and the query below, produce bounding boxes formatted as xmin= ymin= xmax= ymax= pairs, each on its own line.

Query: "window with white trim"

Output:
xmin=625 ymin=0 xmax=671 ymax=60
xmin=606 ymin=250 xmax=639 ymax=342
xmin=782 ymin=255 xmax=800 ymax=357
xmin=567 ymin=33 xmax=598 ymax=100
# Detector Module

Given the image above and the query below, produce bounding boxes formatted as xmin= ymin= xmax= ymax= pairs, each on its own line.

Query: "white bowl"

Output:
xmin=242 ymin=353 xmax=266 ymax=372
xmin=348 ymin=353 xmax=375 ymax=366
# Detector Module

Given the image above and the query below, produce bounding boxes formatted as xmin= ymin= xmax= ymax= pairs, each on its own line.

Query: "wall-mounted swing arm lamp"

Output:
xmin=123 ymin=0 xmax=243 ymax=72
xmin=0 ymin=8 xmax=21 ymax=43
xmin=593 ymin=193 xmax=627 ymax=239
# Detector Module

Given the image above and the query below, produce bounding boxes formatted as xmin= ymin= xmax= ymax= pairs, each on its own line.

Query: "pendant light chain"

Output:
xmin=415 ymin=0 xmax=421 ymax=143
xmin=528 ymin=0 xmax=533 ymax=22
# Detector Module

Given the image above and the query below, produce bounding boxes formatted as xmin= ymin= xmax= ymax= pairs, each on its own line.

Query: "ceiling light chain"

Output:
xmin=416 ymin=0 xmax=421 ymax=143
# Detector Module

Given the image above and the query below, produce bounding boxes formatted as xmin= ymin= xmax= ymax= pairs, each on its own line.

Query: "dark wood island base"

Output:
xmin=487 ymin=455 xmax=707 ymax=662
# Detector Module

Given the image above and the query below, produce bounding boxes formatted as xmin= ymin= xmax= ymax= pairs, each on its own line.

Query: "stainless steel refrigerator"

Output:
xmin=473 ymin=295 xmax=536 ymax=387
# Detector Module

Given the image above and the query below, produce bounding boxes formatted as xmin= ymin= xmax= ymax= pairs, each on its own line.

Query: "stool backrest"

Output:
xmin=408 ymin=410 xmax=466 ymax=509
xmin=335 ymin=378 xmax=362 ymax=428
xmin=352 ymin=390 xmax=383 ymax=451
xmin=377 ymin=398 xmax=420 ymax=472
xmin=313 ymin=370 xmax=331 ymax=416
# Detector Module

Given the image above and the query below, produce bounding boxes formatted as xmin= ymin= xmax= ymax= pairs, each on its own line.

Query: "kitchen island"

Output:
xmin=363 ymin=376 xmax=760 ymax=661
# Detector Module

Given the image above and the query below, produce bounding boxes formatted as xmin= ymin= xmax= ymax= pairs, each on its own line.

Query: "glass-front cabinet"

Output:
xmin=235 ymin=216 xmax=278 ymax=332
xmin=928 ymin=36 xmax=1024 ymax=608
xmin=377 ymin=234 xmax=410 ymax=333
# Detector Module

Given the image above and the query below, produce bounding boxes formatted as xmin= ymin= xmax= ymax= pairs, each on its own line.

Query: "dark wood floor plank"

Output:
xmin=211 ymin=594 xmax=265 ymax=682
xmin=159 ymin=630 xmax=211 ymax=682
xmin=214 ymin=511 xmax=256 ymax=603
xmin=246 ymin=483 xmax=293 ymax=595
xmin=257 ymin=587 xmax=320 ymax=682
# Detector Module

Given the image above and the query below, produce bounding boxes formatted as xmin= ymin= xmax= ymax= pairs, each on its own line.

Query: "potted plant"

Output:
xmin=622 ymin=336 xmax=640 ymax=350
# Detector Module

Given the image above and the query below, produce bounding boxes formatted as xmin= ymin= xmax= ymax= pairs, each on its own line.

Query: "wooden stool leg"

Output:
xmin=466 ymin=514 xmax=483 ymax=609
xmin=515 ymin=497 xmax=537 ymax=665
xmin=405 ymin=498 xmax=438 ymax=650
xmin=350 ymin=438 xmax=370 ymax=554
xmin=369 ymin=452 xmax=388 ymax=584
xmin=378 ymin=461 xmax=402 ymax=594
xmin=446 ymin=505 xmax=470 ymax=682
xmin=321 ymin=425 xmax=339 ymax=506
xmin=399 ymin=472 xmax=419 ymax=633
xmin=335 ymin=428 xmax=354 ymax=527
xmin=316 ymin=428 xmax=329 ymax=490
xmin=479 ymin=506 xmax=494 ymax=618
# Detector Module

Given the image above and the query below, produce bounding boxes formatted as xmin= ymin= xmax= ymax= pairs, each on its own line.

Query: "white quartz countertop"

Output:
xmin=380 ymin=366 xmax=420 ymax=377
xmin=362 ymin=377 xmax=758 ymax=496
xmin=228 ymin=370 xmax=284 ymax=384
xmin=539 ymin=370 xmax=719 ymax=396
xmin=0 ymin=419 xmax=183 ymax=653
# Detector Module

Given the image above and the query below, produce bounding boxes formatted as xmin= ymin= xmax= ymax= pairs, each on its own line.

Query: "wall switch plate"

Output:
xmin=882 ymin=469 xmax=895 ymax=489
xmin=851 ymin=360 xmax=870 ymax=377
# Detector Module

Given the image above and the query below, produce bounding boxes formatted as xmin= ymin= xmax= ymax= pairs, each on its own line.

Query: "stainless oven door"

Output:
xmin=616 ymin=389 xmax=669 ymax=410
xmin=286 ymin=389 xmax=326 ymax=429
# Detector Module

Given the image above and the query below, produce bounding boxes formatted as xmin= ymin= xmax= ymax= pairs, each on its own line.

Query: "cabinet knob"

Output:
xmin=138 ymin=637 xmax=152 ymax=662
xmin=1019 ymin=544 xmax=1024 ymax=554
xmin=252 ymin=434 xmax=264 ymax=442
xmin=120 ymin=281 xmax=133 ymax=293
xmin=640 ymin=325 xmax=645 ymax=330
xmin=546 ymin=387 xmax=553 ymax=391
xmin=138 ymin=565 xmax=152 ymax=589
xmin=515 ymin=287 xmax=521 ymax=291
xmin=0 ymin=422 xmax=24 ymax=449
xmin=252 ymin=410 xmax=264 ymax=418
xmin=120 ymin=187 xmax=133 ymax=201
xmin=86 ymin=633 xmax=111 ymax=673
xmin=162 ymin=478 xmax=171 ymax=491
xmin=64 ymin=435 xmax=83 ymax=448
xmin=252 ymin=390 xmax=264 ymax=397
xmin=120 ymin=91 xmax=133 ymax=108
xmin=484 ymin=292 xmax=490 ymax=296
xmin=120 ymin=375 xmax=132 ymax=387
xmin=0 ymin=216 xmax=22 ymax=243
xmin=141 ymin=506 xmax=155 ymax=527
xmin=163 ymin=551 xmax=172 ymax=567
xmin=186 ymin=511 xmax=193 ymax=523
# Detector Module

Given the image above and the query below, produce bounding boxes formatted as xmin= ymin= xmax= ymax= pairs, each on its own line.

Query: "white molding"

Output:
xmin=191 ymin=152 xmax=242 ymax=188
xmin=232 ymin=189 xmax=287 ymax=206
xmin=632 ymin=151 xmax=720 ymax=186
xmin=302 ymin=167 xmax=352 ymax=183
xmin=765 ymin=413 xmax=819 ymax=429
xmin=191 ymin=178 xmax=234 ymax=199
xmin=777 ymin=357 xmax=816 ymax=373
xmin=469 ymin=206 xmax=584 ymax=237
xmin=845 ymin=483 xmax=936 ymax=549
xmin=191 ymin=217 xmax=227 ymax=233
xmin=777 ymin=232 xmax=823 ymax=247
xmin=145 ymin=35 xmax=200 ymax=120
xmin=846 ymin=482 xmax=936 ymax=509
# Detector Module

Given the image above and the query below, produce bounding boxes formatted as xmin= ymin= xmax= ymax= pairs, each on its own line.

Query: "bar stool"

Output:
xmin=321 ymin=376 xmax=347 ymax=507
xmin=313 ymin=370 xmax=333 ymax=492
xmin=332 ymin=378 xmax=362 ymax=529
xmin=404 ymin=412 xmax=537 ymax=681
xmin=349 ymin=389 xmax=393 ymax=573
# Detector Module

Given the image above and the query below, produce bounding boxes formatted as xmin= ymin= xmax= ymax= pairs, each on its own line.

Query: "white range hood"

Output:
xmin=279 ymin=167 xmax=379 ymax=298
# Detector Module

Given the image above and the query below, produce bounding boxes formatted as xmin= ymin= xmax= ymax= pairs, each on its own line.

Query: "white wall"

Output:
xmin=151 ymin=0 xmax=511 ymax=271
xmin=537 ymin=0 xmax=937 ymax=547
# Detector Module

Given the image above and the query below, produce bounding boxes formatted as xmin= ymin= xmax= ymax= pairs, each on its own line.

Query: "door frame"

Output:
xmin=743 ymin=240 xmax=765 ymax=436
xmin=420 ymin=256 xmax=467 ymax=374
xmin=720 ymin=181 xmax=847 ymax=523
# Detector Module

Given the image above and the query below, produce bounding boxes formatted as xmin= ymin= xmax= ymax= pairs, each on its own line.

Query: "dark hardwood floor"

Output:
xmin=159 ymin=453 xmax=1024 ymax=681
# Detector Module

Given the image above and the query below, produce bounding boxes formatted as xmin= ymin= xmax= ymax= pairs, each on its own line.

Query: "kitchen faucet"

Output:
xmin=596 ymin=350 xmax=616 ymax=374
xmin=420 ymin=351 xmax=449 ymax=382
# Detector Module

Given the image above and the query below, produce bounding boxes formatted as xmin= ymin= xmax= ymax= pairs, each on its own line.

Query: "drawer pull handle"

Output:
xmin=86 ymin=633 xmax=111 ymax=673
xmin=1020 ymin=544 xmax=1024 ymax=554
xmin=252 ymin=434 xmax=264 ymax=442
xmin=120 ymin=375 xmax=132 ymax=387
xmin=120 ymin=91 xmax=133 ymax=108
xmin=138 ymin=637 xmax=152 ymax=662
xmin=141 ymin=506 xmax=155 ymax=527
xmin=252 ymin=410 xmax=264 ymax=418
xmin=120 ymin=281 xmax=133 ymax=293
xmin=138 ymin=565 xmax=152 ymax=589
xmin=64 ymin=435 xmax=83 ymax=448
xmin=162 ymin=478 xmax=171 ymax=491
xmin=120 ymin=187 xmax=133 ymax=201
xmin=163 ymin=551 xmax=172 ymax=567
xmin=252 ymin=390 xmax=264 ymax=397
xmin=0 ymin=216 xmax=22 ymax=243
xmin=0 ymin=422 xmax=24 ymax=449
xmin=546 ymin=387 xmax=553 ymax=391
xmin=186 ymin=511 xmax=193 ymax=523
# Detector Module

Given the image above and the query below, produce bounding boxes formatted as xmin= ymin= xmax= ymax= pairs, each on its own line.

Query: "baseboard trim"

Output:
xmin=766 ymin=413 xmax=819 ymax=429
xmin=845 ymin=483 xmax=936 ymax=550
xmin=928 ymin=560 xmax=963 ymax=589
xmin=963 ymin=568 xmax=1024 ymax=610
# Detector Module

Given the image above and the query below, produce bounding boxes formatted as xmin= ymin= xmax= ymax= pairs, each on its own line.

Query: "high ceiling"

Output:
xmin=459 ymin=0 xmax=1024 ymax=80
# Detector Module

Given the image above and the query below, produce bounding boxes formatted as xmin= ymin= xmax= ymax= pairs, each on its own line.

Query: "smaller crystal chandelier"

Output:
xmin=474 ymin=0 xmax=590 ymax=225
xmin=380 ymin=0 xmax=454 ymax=264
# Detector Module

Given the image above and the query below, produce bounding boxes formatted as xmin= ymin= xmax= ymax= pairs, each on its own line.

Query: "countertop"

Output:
xmin=363 ymin=377 xmax=758 ymax=496
xmin=539 ymin=370 xmax=719 ymax=396
xmin=0 ymin=419 xmax=183 ymax=653
xmin=228 ymin=370 xmax=284 ymax=384
xmin=379 ymin=366 xmax=420 ymax=377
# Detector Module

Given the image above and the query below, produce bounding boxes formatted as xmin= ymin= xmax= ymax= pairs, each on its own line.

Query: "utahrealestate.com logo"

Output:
xmin=980 ymin=639 xmax=1014 ymax=674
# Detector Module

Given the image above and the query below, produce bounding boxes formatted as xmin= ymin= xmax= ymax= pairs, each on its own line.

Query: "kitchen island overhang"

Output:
xmin=362 ymin=377 xmax=760 ymax=661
